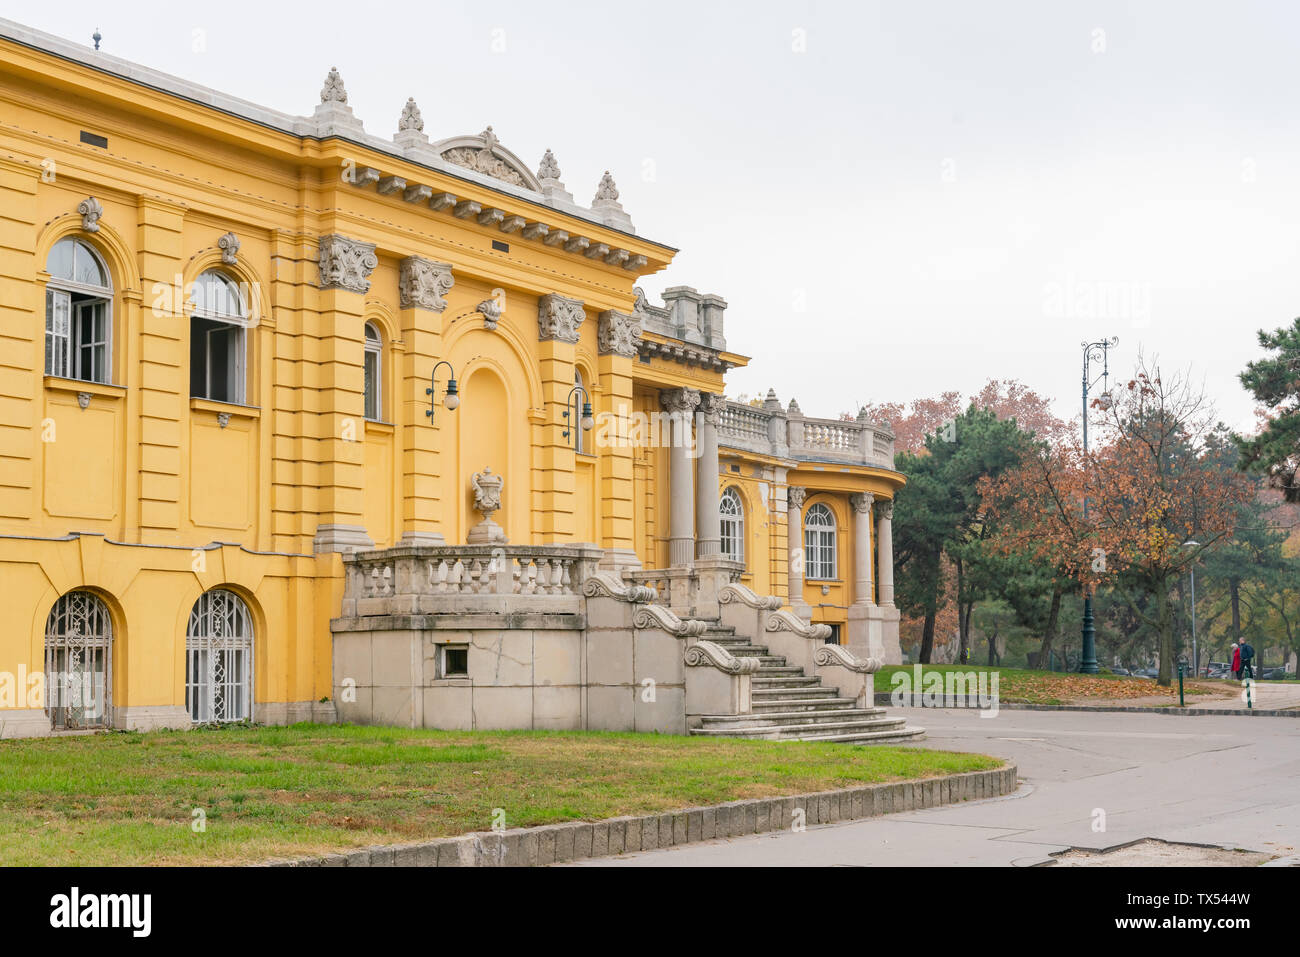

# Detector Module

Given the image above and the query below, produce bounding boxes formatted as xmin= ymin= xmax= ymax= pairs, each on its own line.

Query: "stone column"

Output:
xmin=850 ymin=492 xmax=875 ymax=606
xmin=877 ymin=500 xmax=895 ymax=606
xmin=661 ymin=388 xmax=700 ymax=567
xmin=596 ymin=310 xmax=641 ymax=570
xmin=786 ymin=485 xmax=811 ymax=618
xmin=695 ymin=393 xmax=724 ymax=558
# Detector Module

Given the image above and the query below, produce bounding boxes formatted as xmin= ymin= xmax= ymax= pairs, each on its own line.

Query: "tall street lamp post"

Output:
xmin=1184 ymin=539 xmax=1201 ymax=677
xmin=1079 ymin=336 xmax=1118 ymax=674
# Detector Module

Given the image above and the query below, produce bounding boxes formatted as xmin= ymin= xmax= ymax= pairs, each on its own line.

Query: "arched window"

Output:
xmin=186 ymin=589 xmax=254 ymax=723
xmin=44 ymin=237 xmax=112 ymax=383
xmin=804 ymin=502 xmax=838 ymax=580
xmin=189 ymin=269 xmax=249 ymax=403
xmin=720 ymin=487 xmax=744 ymax=563
xmin=44 ymin=590 xmax=113 ymax=730
xmin=364 ymin=322 xmax=382 ymax=421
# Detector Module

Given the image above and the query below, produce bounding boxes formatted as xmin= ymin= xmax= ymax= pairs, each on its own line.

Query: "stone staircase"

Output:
xmin=690 ymin=624 xmax=925 ymax=744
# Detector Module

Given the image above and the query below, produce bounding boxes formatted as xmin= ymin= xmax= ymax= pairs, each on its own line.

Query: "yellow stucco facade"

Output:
xmin=0 ymin=19 xmax=903 ymax=737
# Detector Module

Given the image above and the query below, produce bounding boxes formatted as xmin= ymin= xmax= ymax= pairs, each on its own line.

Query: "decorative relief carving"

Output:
xmin=217 ymin=231 xmax=240 ymax=265
xmin=537 ymin=293 xmax=585 ymax=343
xmin=697 ymin=393 xmax=726 ymax=427
xmin=476 ymin=297 xmax=503 ymax=331
xmin=593 ymin=171 xmax=619 ymax=204
xmin=850 ymin=492 xmax=875 ymax=513
xmin=660 ymin=387 xmax=701 ymax=417
xmin=317 ymin=235 xmax=378 ymax=293
xmin=320 ymin=67 xmax=348 ymax=104
xmin=398 ymin=97 xmax=424 ymax=132
xmin=718 ymin=582 xmax=783 ymax=610
xmin=596 ymin=309 xmax=641 ymax=357
xmin=877 ymin=501 xmax=894 ymax=521
xmin=78 ymin=197 xmax=103 ymax=233
xmin=684 ymin=640 xmax=761 ymax=675
xmin=398 ymin=257 xmax=454 ymax=312
xmin=787 ymin=486 xmax=807 ymax=510
xmin=814 ymin=644 xmax=880 ymax=673
xmin=442 ymin=126 xmax=530 ymax=188
xmin=537 ymin=148 xmax=562 ymax=182
xmin=76 ymin=392 xmax=91 ymax=410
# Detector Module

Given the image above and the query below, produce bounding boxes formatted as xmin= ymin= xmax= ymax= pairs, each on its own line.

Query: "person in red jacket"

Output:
xmin=1231 ymin=643 xmax=1241 ymax=680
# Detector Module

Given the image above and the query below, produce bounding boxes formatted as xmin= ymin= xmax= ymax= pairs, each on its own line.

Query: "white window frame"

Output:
xmin=44 ymin=238 xmax=113 ymax=384
xmin=804 ymin=502 xmax=838 ymax=581
xmin=189 ymin=270 xmax=250 ymax=404
xmin=720 ymin=487 xmax=745 ymax=564
xmin=364 ymin=322 xmax=383 ymax=421
xmin=185 ymin=588 xmax=255 ymax=724
xmin=574 ymin=369 xmax=588 ymax=455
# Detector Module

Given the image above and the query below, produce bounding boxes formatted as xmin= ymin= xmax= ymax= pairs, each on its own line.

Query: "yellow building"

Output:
xmin=0 ymin=18 xmax=904 ymax=739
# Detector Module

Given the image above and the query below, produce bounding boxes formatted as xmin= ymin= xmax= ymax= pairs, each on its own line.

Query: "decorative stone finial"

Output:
xmin=857 ymin=406 xmax=871 ymax=422
xmin=788 ymin=397 xmax=802 ymax=415
xmin=594 ymin=171 xmax=619 ymax=204
xmin=217 ymin=231 xmax=240 ymax=265
xmin=320 ymin=67 xmax=348 ymax=104
xmin=467 ymin=467 xmax=507 ymax=544
xmin=480 ymin=125 xmax=500 ymax=155
xmin=398 ymin=97 xmax=423 ymax=132
xmin=78 ymin=196 xmax=103 ymax=233
xmin=763 ymin=388 xmax=782 ymax=411
xmin=537 ymin=148 xmax=562 ymax=182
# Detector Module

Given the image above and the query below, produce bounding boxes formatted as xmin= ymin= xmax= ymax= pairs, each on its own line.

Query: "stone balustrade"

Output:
xmin=340 ymin=543 xmax=604 ymax=617
xmin=717 ymin=398 xmax=895 ymax=469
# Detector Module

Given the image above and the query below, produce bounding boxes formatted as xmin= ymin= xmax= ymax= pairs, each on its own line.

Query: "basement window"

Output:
xmin=442 ymin=645 xmax=469 ymax=678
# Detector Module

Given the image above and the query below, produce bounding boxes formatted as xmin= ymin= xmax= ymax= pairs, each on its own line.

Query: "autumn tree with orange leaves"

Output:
xmin=982 ymin=358 xmax=1254 ymax=685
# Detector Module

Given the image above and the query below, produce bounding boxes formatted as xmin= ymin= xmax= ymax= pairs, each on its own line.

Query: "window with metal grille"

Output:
xmin=804 ymin=502 xmax=838 ymax=580
xmin=720 ymin=487 xmax=744 ymax=564
xmin=186 ymin=589 xmax=254 ymax=723
xmin=44 ymin=591 xmax=113 ymax=730
xmin=364 ymin=322 xmax=382 ymax=420
xmin=44 ymin=238 xmax=112 ymax=384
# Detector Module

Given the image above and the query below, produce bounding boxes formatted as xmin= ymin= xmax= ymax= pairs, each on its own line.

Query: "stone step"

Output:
xmin=710 ymin=644 xmax=773 ymax=657
xmin=690 ymin=716 xmax=913 ymax=739
xmin=751 ymin=686 xmax=841 ymax=698
xmin=785 ymin=727 xmax=927 ymax=745
xmin=752 ymin=675 xmax=822 ymax=686
xmin=697 ymin=708 xmax=888 ymax=728
xmin=754 ymin=666 xmax=805 ymax=677
xmin=750 ymin=696 xmax=860 ymax=712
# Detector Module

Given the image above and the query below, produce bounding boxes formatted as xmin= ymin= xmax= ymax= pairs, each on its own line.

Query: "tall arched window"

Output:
xmin=574 ymin=369 xmax=587 ymax=454
xmin=45 ymin=237 xmax=112 ymax=383
xmin=364 ymin=322 xmax=383 ymax=421
xmin=804 ymin=502 xmax=838 ymax=580
xmin=44 ymin=590 xmax=113 ymax=730
xmin=189 ymin=269 xmax=249 ymax=403
xmin=720 ymin=487 xmax=745 ymax=563
xmin=186 ymin=589 xmax=254 ymax=723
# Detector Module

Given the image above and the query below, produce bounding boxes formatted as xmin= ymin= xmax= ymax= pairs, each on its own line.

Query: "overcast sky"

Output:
xmin=15 ymin=0 xmax=1299 ymax=433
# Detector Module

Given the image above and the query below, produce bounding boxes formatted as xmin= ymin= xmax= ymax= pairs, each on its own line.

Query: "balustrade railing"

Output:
xmin=716 ymin=400 xmax=895 ymax=468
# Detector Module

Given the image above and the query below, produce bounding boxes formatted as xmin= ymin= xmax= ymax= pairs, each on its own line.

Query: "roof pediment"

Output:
xmin=431 ymin=126 xmax=541 ymax=192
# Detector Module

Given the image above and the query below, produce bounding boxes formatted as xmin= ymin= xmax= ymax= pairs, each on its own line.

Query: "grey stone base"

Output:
xmin=254 ymin=700 xmax=340 ymax=726
xmin=114 ymin=705 xmax=192 ymax=732
xmin=0 ymin=708 xmax=52 ymax=739
xmin=271 ymin=763 xmax=1017 ymax=867
xmin=313 ymin=523 xmax=375 ymax=555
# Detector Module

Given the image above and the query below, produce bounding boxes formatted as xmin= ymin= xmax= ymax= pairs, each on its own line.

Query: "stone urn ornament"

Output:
xmin=467 ymin=467 xmax=507 ymax=544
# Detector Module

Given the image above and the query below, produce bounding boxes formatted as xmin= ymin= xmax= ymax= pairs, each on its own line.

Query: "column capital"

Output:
xmin=850 ymin=491 xmax=875 ymax=513
xmin=697 ymin=392 xmax=726 ymax=427
xmin=398 ymin=256 xmax=454 ymax=312
xmin=318 ymin=234 xmax=377 ymax=293
xmin=597 ymin=309 xmax=642 ymax=356
xmin=538 ymin=292 xmax=586 ymax=343
xmin=660 ymin=387 xmax=700 ymax=415
xmin=787 ymin=486 xmax=807 ymax=510
xmin=876 ymin=500 xmax=893 ymax=521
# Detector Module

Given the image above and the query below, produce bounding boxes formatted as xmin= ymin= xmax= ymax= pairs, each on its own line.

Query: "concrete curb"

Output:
xmin=875 ymin=693 xmax=1299 ymax=717
xmin=266 ymin=763 xmax=1017 ymax=867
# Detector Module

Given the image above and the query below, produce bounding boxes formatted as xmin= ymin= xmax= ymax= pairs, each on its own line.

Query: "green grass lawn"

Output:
xmin=0 ymin=723 xmax=1000 ymax=866
xmin=874 ymin=664 xmax=1216 ymax=706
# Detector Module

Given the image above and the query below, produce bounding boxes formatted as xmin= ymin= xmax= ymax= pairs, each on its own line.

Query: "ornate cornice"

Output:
xmin=537 ymin=293 xmax=585 ymax=343
xmin=635 ymin=337 xmax=735 ymax=372
xmin=684 ymin=640 xmax=761 ymax=675
xmin=596 ymin=309 xmax=641 ymax=357
xmin=660 ymin=387 xmax=701 ymax=416
xmin=318 ymin=234 xmax=378 ymax=293
xmin=398 ymin=256 xmax=454 ymax=312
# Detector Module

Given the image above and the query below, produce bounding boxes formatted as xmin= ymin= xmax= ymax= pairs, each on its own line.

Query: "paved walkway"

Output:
xmin=575 ymin=709 xmax=1300 ymax=866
